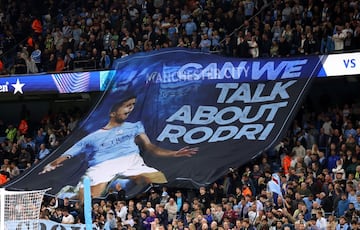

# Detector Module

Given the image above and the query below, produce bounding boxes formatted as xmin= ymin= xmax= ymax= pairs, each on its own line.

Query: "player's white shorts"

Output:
xmin=86 ymin=154 xmax=159 ymax=186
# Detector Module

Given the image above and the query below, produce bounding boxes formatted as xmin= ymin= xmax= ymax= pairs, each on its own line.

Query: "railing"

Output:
xmin=73 ymin=59 xmax=97 ymax=71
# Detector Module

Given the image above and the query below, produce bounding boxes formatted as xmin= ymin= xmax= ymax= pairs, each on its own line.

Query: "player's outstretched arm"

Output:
xmin=39 ymin=156 xmax=70 ymax=174
xmin=136 ymin=133 xmax=198 ymax=157
xmin=173 ymin=146 xmax=199 ymax=157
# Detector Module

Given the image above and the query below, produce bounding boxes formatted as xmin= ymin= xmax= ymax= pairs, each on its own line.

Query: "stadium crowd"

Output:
xmin=1 ymin=101 xmax=360 ymax=229
xmin=0 ymin=0 xmax=360 ymax=74
xmin=0 ymin=0 xmax=360 ymax=229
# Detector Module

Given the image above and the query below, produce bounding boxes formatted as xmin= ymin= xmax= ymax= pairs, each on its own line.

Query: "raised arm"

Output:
xmin=39 ymin=155 xmax=70 ymax=174
xmin=135 ymin=133 xmax=198 ymax=157
xmin=39 ymin=134 xmax=90 ymax=174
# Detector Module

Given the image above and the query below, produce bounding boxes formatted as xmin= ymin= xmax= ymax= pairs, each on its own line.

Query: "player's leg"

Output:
xmin=85 ymin=160 xmax=120 ymax=199
xmin=91 ymin=182 xmax=108 ymax=197
xmin=78 ymin=188 xmax=84 ymax=204
xmin=125 ymin=154 xmax=168 ymax=184
xmin=78 ymin=182 xmax=108 ymax=202
xmin=135 ymin=171 xmax=168 ymax=184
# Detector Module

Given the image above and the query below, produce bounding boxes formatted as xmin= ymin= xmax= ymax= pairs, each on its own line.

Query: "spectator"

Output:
xmin=258 ymin=33 xmax=271 ymax=58
xmin=22 ymin=52 xmax=38 ymax=74
xmin=336 ymin=193 xmax=350 ymax=218
xmin=47 ymin=128 xmax=57 ymax=149
xmin=63 ymin=48 xmax=74 ymax=71
xmin=31 ymin=43 xmax=42 ymax=72
xmin=269 ymin=40 xmax=279 ymax=57
xmin=221 ymin=34 xmax=234 ymax=57
xmin=184 ymin=17 xmax=197 ymax=38
xmin=198 ymin=34 xmax=211 ymax=53
xmin=303 ymin=32 xmax=319 ymax=55
xmin=332 ymin=26 xmax=346 ymax=52
xmin=236 ymin=35 xmax=250 ymax=58
xmin=55 ymin=55 xmax=65 ymax=72
xmin=0 ymin=170 xmax=10 ymax=185
xmin=115 ymin=183 xmax=126 ymax=202
xmin=271 ymin=20 xmax=283 ymax=43
xmin=165 ymin=198 xmax=177 ymax=222
xmin=9 ymin=161 xmax=20 ymax=178
xmin=350 ymin=220 xmax=360 ymax=230
xmin=199 ymin=187 xmax=211 ymax=212
xmin=17 ymin=147 xmax=32 ymax=169
xmin=104 ymin=209 xmax=117 ymax=230
xmin=99 ymin=50 xmax=111 ymax=69
xmin=36 ymin=143 xmax=50 ymax=162
xmin=335 ymin=216 xmax=350 ymax=230
xmin=44 ymin=53 xmax=57 ymax=72
xmin=326 ymin=215 xmax=337 ymax=229
xmin=13 ymin=52 xmax=27 ymax=74
xmin=248 ymin=36 xmax=259 ymax=58
xmin=61 ymin=208 xmax=75 ymax=224
xmin=344 ymin=122 xmax=357 ymax=140
xmin=320 ymin=31 xmax=335 ymax=54
xmin=0 ymin=59 xmax=5 ymax=75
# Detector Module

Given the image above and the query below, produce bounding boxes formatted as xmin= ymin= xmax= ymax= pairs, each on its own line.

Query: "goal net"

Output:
xmin=0 ymin=188 xmax=49 ymax=230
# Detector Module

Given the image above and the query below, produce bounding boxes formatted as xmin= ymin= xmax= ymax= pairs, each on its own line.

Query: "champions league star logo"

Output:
xmin=11 ymin=78 xmax=25 ymax=94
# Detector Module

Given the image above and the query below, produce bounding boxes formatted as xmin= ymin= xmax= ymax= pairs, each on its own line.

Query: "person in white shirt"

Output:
xmin=322 ymin=116 xmax=333 ymax=136
xmin=115 ymin=200 xmax=128 ymax=222
xmin=47 ymin=128 xmax=57 ymax=148
xmin=247 ymin=202 xmax=259 ymax=225
xmin=292 ymin=140 xmax=306 ymax=159
xmin=165 ymin=198 xmax=178 ymax=222
xmin=9 ymin=161 xmax=20 ymax=178
xmin=332 ymin=26 xmax=346 ymax=51
xmin=212 ymin=204 xmax=224 ymax=223
xmin=61 ymin=208 xmax=75 ymax=224
xmin=315 ymin=211 xmax=327 ymax=230
xmin=248 ymin=36 xmax=259 ymax=58
xmin=123 ymin=213 xmax=135 ymax=227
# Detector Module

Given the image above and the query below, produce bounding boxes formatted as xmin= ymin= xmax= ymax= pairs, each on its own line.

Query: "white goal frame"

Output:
xmin=0 ymin=187 xmax=50 ymax=230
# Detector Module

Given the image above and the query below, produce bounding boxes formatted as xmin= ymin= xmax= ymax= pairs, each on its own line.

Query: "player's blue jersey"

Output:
xmin=62 ymin=121 xmax=145 ymax=167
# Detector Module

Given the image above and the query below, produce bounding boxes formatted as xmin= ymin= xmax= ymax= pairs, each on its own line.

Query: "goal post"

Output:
xmin=0 ymin=187 xmax=50 ymax=230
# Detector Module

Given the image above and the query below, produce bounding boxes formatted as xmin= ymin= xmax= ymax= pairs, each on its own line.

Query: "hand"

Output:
xmin=282 ymin=208 xmax=288 ymax=214
xmin=174 ymin=146 xmax=199 ymax=157
xmin=39 ymin=162 xmax=62 ymax=175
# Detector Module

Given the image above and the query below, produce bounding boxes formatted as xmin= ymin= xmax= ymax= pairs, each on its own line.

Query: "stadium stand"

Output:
xmin=0 ymin=0 xmax=359 ymax=74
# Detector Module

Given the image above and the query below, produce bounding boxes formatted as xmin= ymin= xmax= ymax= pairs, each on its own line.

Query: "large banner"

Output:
xmin=5 ymin=49 xmax=324 ymax=198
